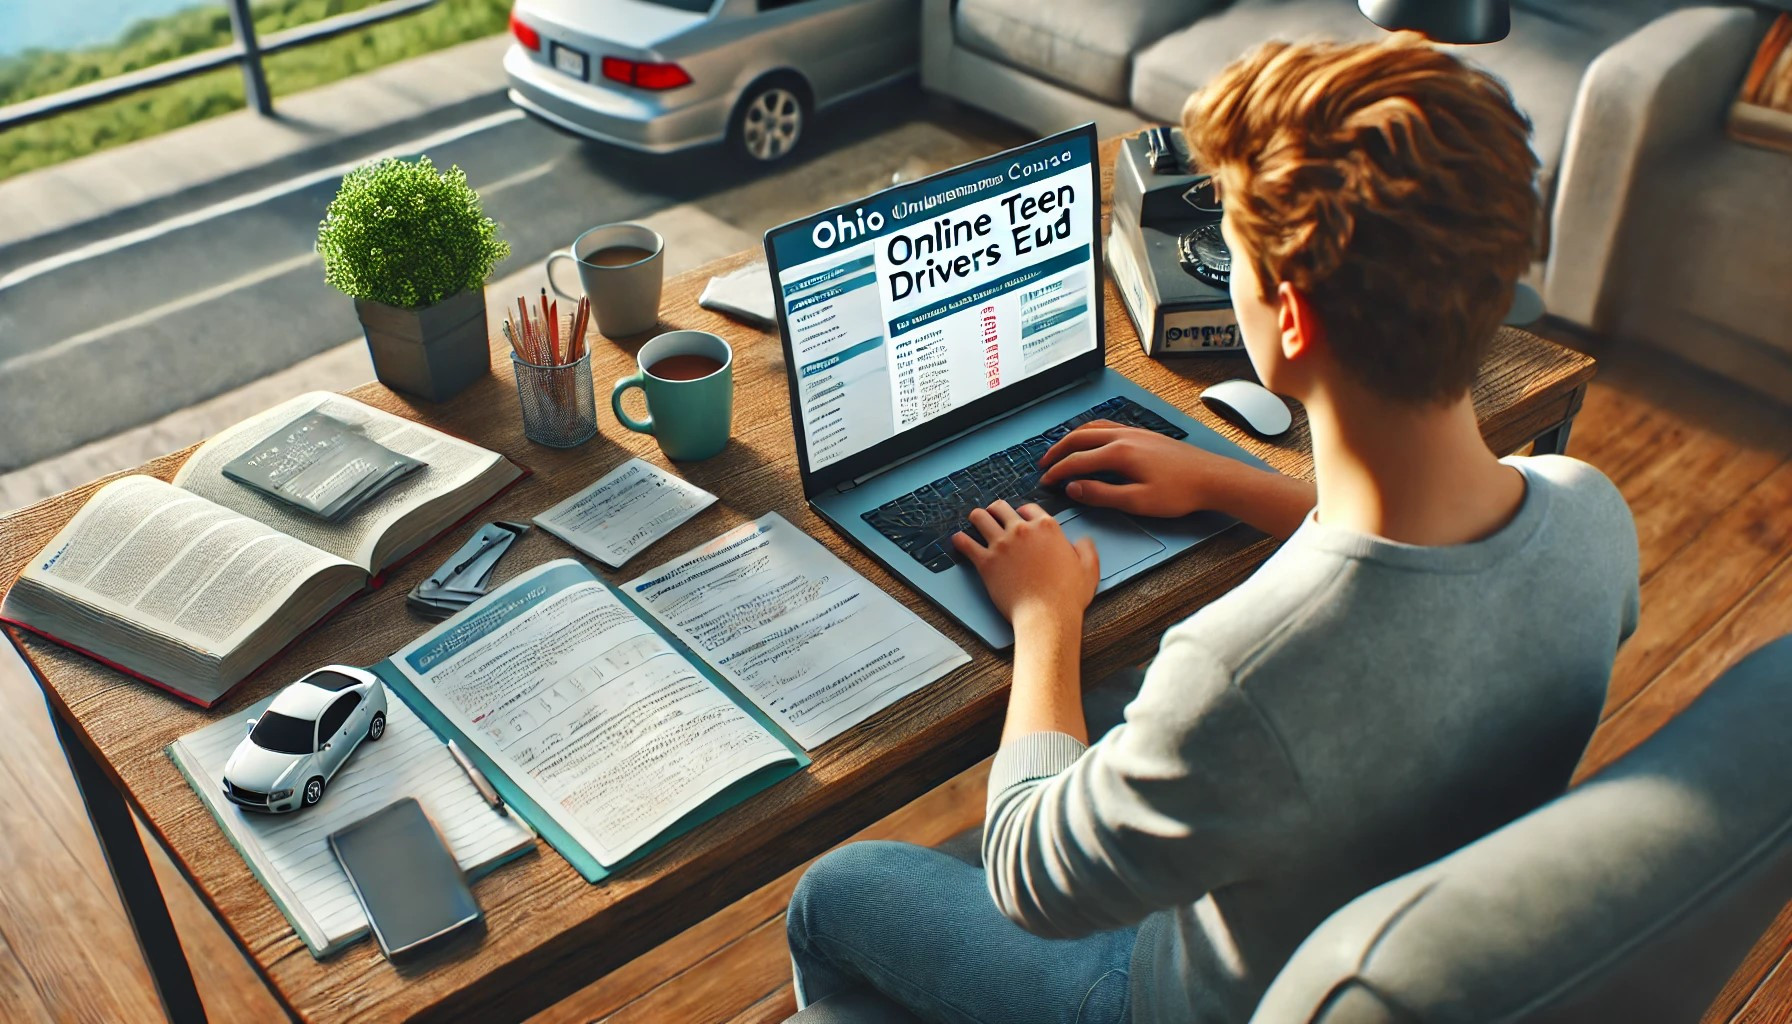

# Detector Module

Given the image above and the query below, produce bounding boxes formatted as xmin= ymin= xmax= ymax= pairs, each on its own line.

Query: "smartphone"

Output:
xmin=329 ymin=797 xmax=482 ymax=959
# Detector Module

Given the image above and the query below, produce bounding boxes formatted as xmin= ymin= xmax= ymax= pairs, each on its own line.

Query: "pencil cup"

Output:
xmin=512 ymin=351 xmax=597 ymax=447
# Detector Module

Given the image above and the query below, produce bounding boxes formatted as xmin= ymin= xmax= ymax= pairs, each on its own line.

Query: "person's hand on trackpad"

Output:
xmin=951 ymin=500 xmax=1098 ymax=625
xmin=1038 ymin=419 xmax=1245 ymax=518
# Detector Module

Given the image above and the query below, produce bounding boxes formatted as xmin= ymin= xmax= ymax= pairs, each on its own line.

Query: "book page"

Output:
xmin=390 ymin=561 xmax=796 ymax=868
xmin=19 ymin=476 xmax=355 ymax=654
xmin=625 ymin=513 xmax=971 ymax=749
xmin=169 ymin=690 xmax=535 ymax=955
xmin=173 ymin=392 xmax=501 ymax=570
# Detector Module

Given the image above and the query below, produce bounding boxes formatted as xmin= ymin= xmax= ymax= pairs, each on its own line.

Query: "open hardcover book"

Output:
xmin=2 ymin=392 xmax=525 ymax=706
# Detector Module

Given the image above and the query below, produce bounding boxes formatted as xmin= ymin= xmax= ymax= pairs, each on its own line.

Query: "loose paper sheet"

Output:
xmin=534 ymin=459 xmax=716 ymax=568
xmin=625 ymin=513 xmax=971 ymax=749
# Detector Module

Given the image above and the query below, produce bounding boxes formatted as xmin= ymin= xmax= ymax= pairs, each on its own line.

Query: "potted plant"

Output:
xmin=316 ymin=156 xmax=510 ymax=402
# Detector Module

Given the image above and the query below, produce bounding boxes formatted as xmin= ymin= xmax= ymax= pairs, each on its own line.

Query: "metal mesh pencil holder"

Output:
xmin=512 ymin=351 xmax=597 ymax=447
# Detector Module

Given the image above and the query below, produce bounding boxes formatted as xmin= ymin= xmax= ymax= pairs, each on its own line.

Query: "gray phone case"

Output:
xmin=329 ymin=797 xmax=481 ymax=958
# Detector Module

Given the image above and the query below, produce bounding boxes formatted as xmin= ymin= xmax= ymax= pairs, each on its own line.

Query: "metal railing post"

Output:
xmin=0 ymin=0 xmax=435 ymax=131
xmin=226 ymin=0 xmax=274 ymax=117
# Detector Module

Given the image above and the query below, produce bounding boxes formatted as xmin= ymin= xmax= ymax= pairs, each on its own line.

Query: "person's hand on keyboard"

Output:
xmin=951 ymin=499 xmax=1098 ymax=625
xmin=1039 ymin=420 xmax=1319 ymax=537
xmin=1038 ymin=420 xmax=1248 ymax=518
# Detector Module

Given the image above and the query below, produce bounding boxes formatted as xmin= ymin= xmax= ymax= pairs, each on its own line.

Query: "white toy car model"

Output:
xmin=222 ymin=666 xmax=389 ymax=813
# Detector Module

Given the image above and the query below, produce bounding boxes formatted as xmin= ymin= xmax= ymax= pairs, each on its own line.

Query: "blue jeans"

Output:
xmin=786 ymin=840 xmax=1139 ymax=1023
xmin=787 ymin=670 xmax=1147 ymax=1023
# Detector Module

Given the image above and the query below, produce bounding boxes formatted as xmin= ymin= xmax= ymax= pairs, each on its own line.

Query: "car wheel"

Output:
xmin=732 ymin=79 xmax=807 ymax=163
xmin=368 ymin=711 xmax=386 ymax=741
xmin=302 ymin=777 xmax=325 ymax=807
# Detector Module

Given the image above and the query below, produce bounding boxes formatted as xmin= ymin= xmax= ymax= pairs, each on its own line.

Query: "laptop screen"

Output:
xmin=765 ymin=125 xmax=1103 ymax=488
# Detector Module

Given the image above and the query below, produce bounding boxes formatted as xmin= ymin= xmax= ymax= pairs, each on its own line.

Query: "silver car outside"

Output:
xmin=505 ymin=0 xmax=918 ymax=160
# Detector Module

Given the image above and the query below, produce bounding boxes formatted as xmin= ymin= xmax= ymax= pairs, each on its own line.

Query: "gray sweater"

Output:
xmin=983 ymin=455 xmax=1639 ymax=1023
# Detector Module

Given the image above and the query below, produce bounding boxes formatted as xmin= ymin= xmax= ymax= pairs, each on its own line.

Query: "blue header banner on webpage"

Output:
xmin=770 ymin=132 xmax=1094 ymax=270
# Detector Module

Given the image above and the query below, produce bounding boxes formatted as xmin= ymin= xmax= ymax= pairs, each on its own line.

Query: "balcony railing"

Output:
xmin=0 ymin=0 xmax=438 ymax=132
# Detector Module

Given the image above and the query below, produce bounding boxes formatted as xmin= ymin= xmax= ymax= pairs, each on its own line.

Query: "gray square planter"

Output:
xmin=354 ymin=290 xmax=490 ymax=402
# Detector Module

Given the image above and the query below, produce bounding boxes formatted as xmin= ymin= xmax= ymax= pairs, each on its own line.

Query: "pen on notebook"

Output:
xmin=447 ymin=738 xmax=508 ymax=817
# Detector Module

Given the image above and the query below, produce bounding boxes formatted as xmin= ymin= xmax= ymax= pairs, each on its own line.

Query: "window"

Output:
xmin=304 ymin=670 xmax=364 ymax=692
xmin=249 ymin=712 xmax=315 ymax=755
xmin=318 ymin=693 xmax=361 ymax=739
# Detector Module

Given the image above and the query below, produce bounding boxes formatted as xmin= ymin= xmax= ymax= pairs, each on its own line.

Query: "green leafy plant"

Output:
xmin=316 ymin=155 xmax=509 ymax=309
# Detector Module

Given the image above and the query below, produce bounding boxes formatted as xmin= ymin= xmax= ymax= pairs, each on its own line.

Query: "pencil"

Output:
xmin=573 ymin=296 xmax=589 ymax=360
xmin=538 ymin=289 xmax=550 ymax=364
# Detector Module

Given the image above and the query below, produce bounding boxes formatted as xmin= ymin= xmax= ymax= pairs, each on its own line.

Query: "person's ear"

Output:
xmin=1276 ymin=281 xmax=1323 ymax=363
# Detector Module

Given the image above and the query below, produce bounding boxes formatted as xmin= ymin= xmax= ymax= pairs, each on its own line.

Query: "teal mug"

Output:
xmin=611 ymin=330 xmax=734 ymax=460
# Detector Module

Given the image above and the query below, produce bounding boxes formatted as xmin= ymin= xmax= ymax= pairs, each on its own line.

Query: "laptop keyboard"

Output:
xmin=861 ymin=396 xmax=1187 ymax=572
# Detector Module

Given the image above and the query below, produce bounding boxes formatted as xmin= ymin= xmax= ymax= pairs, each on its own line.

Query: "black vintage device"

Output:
xmin=1108 ymin=126 xmax=1243 ymax=357
xmin=329 ymin=797 xmax=483 ymax=959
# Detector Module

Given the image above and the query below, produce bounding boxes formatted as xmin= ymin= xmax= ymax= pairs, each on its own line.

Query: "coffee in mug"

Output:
xmin=545 ymin=223 xmax=665 ymax=337
xmin=649 ymin=354 xmax=724 ymax=381
xmin=612 ymin=331 xmax=734 ymax=461
xmin=588 ymin=245 xmax=655 ymax=267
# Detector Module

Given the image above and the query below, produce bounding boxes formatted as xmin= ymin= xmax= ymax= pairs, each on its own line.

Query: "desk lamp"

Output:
xmin=1358 ymin=0 xmax=1510 ymax=43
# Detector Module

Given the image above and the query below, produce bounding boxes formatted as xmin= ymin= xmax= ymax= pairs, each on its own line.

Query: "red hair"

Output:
xmin=1184 ymin=33 xmax=1539 ymax=402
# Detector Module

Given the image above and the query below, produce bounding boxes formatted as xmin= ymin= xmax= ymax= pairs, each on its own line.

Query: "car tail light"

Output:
xmin=510 ymin=12 xmax=540 ymax=51
xmin=601 ymin=57 xmax=693 ymax=90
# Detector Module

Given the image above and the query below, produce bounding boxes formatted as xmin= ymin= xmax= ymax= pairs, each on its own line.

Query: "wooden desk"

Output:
xmin=0 ymin=140 xmax=1594 ymax=1023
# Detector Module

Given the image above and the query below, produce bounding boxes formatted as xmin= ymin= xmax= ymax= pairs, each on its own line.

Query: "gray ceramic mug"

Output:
xmin=545 ymin=222 xmax=664 ymax=338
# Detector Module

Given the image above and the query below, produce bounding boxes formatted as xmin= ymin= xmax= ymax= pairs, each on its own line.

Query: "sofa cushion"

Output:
xmin=954 ymin=0 xmax=1219 ymax=106
xmin=1130 ymin=0 xmax=1702 ymax=194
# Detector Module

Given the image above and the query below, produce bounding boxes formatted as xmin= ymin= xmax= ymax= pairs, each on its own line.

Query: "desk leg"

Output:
xmin=47 ymin=702 xmax=208 ymax=1024
xmin=1533 ymin=417 xmax=1575 ymax=456
xmin=1532 ymin=384 xmax=1585 ymax=457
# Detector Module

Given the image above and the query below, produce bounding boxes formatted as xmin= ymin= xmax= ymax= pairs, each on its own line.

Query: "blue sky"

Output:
xmin=0 ymin=0 xmax=215 ymax=57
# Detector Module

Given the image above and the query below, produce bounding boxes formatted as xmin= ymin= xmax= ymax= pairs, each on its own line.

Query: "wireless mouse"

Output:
xmin=1200 ymin=379 xmax=1292 ymax=438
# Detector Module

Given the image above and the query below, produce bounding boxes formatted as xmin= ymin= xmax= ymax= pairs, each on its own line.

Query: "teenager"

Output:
xmin=786 ymin=33 xmax=1639 ymax=1024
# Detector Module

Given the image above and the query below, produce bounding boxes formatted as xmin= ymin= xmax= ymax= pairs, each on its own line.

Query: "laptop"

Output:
xmin=762 ymin=124 xmax=1272 ymax=649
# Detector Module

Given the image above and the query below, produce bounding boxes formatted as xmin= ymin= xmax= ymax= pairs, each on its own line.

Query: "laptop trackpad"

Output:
xmin=1058 ymin=509 xmax=1165 ymax=581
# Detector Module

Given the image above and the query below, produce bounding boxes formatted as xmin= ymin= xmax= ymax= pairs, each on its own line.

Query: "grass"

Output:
xmin=0 ymin=0 xmax=512 ymax=182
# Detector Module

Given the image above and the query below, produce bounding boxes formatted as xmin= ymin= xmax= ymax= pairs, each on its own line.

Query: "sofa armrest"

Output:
xmin=920 ymin=0 xmax=956 ymax=93
xmin=1545 ymin=6 xmax=1765 ymax=330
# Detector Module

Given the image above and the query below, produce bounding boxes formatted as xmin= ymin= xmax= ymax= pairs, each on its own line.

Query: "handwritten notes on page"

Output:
xmin=627 ymin=513 xmax=970 ymax=749
xmin=534 ymin=459 xmax=716 ymax=568
xmin=391 ymin=561 xmax=795 ymax=868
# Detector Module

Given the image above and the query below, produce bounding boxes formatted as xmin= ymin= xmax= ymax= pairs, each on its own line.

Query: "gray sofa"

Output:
xmin=791 ymin=633 xmax=1792 ymax=1023
xmin=1248 ymin=632 xmax=1792 ymax=1023
xmin=921 ymin=0 xmax=1792 ymax=402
